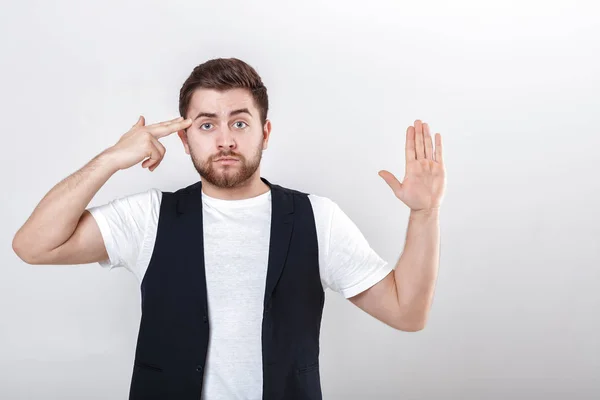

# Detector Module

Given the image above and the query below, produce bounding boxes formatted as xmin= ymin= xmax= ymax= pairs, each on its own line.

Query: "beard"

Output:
xmin=189 ymin=143 xmax=263 ymax=188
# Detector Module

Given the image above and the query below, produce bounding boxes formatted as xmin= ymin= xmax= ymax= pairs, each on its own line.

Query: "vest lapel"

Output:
xmin=262 ymin=178 xmax=295 ymax=308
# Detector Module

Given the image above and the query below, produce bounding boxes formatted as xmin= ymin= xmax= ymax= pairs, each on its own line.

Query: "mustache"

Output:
xmin=213 ymin=151 xmax=242 ymax=160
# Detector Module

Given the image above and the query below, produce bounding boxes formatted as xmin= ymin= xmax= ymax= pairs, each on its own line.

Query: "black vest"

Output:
xmin=128 ymin=177 xmax=325 ymax=400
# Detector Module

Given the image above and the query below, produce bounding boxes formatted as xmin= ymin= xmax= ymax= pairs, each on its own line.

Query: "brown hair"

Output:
xmin=178 ymin=58 xmax=269 ymax=126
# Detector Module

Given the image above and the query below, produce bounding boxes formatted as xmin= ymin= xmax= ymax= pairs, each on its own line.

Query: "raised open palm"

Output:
xmin=379 ymin=120 xmax=446 ymax=212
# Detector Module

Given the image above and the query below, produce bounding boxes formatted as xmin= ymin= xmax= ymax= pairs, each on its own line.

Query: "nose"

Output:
xmin=217 ymin=127 xmax=236 ymax=150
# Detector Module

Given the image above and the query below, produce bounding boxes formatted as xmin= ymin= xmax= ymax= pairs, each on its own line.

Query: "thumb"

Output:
xmin=134 ymin=115 xmax=145 ymax=127
xmin=378 ymin=170 xmax=403 ymax=195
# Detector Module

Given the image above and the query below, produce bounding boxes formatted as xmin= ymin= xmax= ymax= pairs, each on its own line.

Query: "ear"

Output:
xmin=262 ymin=119 xmax=272 ymax=150
xmin=177 ymin=129 xmax=191 ymax=155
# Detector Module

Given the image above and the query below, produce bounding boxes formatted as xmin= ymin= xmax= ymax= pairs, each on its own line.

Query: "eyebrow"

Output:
xmin=193 ymin=108 xmax=253 ymax=121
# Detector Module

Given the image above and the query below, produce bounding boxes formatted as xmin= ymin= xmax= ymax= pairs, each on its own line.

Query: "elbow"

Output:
xmin=394 ymin=311 xmax=428 ymax=332
xmin=12 ymin=233 xmax=40 ymax=265
xmin=397 ymin=321 xmax=426 ymax=332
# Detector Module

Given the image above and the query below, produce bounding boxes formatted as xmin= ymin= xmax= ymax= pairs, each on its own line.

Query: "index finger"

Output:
xmin=145 ymin=116 xmax=184 ymax=129
xmin=405 ymin=125 xmax=416 ymax=161
xmin=148 ymin=118 xmax=193 ymax=138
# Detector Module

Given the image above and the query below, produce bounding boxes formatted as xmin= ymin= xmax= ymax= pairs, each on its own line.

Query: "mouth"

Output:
xmin=214 ymin=157 xmax=239 ymax=165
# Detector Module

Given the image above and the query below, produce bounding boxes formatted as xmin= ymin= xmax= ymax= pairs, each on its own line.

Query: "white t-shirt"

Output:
xmin=88 ymin=187 xmax=391 ymax=400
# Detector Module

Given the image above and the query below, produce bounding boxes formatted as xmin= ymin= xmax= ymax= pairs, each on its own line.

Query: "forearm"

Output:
xmin=394 ymin=208 xmax=441 ymax=327
xmin=13 ymin=149 xmax=119 ymax=256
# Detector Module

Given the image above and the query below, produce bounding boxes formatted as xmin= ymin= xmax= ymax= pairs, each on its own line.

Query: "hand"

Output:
xmin=104 ymin=115 xmax=192 ymax=172
xmin=378 ymin=119 xmax=446 ymax=212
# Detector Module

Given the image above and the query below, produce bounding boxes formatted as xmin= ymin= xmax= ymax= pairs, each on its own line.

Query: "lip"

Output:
xmin=214 ymin=158 xmax=239 ymax=165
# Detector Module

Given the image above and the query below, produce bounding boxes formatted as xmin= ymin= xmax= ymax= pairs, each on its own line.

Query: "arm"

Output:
xmin=350 ymin=208 xmax=440 ymax=331
xmin=349 ymin=119 xmax=446 ymax=331
xmin=12 ymin=115 xmax=191 ymax=265
xmin=12 ymin=153 xmax=119 ymax=265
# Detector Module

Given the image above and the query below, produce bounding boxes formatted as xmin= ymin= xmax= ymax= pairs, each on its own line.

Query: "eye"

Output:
xmin=233 ymin=121 xmax=248 ymax=129
xmin=200 ymin=123 xmax=213 ymax=130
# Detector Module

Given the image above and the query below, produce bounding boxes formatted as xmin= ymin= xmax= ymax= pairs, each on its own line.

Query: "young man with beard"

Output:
xmin=12 ymin=58 xmax=446 ymax=400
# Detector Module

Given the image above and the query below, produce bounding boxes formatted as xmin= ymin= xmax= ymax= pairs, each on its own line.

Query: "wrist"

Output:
xmin=409 ymin=207 xmax=440 ymax=219
xmin=95 ymin=148 xmax=123 ymax=174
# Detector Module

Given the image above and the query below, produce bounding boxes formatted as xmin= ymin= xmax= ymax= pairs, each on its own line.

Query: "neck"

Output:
xmin=200 ymin=171 xmax=270 ymax=200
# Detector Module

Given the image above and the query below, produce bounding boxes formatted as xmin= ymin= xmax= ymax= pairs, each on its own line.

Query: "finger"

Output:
xmin=149 ymin=161 xmax=161 ymax=172
xmin=145 ymin=136 xmax=167 ymax=170
xmin=141 ymin=141 xmax=162 ymax=169
xmin=435 ymin=133 xmax=443 ymax=164
xmin=142 ymin=155 xmax=161 ymax=170
xmin=423 ymin=122 xmax=434 ymax=160
xmin=150 ymin=135 xmax=166 ymax=160
xmin=141 ymin=158 xmax=154 ymax=169
xmin=378 ymin=170 xmax=403 ymax=194
xmin=133 ymin=115 xmax=145 ymax=128
xmin=153 ymin=137 xmax=166 ymax=157
xmin=146 ymin=157 xmax=162 ymax=171
xmin=142 ymin=150 xmax=160 ymax=168
xmin=147 ymin=119 xmax=193 ymax=138
xmin=405 ymin=126 xmax=416 ymax=162
xmin=145 ymin=116 xmax=184 ymax=129
xmin=414 ymin=120 xmax=425 ymax=159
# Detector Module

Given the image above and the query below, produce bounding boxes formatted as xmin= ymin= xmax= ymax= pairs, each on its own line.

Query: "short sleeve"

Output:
xmin=87 ymin=188 xmax=161 ymax=280
xmin=311 ymin=196 xmax=392 ymax=298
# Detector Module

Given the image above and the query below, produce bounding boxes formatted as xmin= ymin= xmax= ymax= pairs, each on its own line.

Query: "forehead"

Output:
xmin=188 ymin=88 xmax=257 ymax=117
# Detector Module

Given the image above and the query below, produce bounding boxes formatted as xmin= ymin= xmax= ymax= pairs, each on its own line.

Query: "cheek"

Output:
xmin=187 ymin=133 xmax=211 ymax=149
xmin=186 ymin=138 xmax=211 ymax=159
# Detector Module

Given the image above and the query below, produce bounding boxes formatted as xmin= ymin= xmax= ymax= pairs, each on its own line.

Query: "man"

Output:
xmin=12 ymin=58 xmax=445 ymax=399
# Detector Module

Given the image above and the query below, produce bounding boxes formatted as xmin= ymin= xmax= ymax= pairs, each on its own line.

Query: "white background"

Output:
xmin=1 ymin=0 xmax=599 ymax=398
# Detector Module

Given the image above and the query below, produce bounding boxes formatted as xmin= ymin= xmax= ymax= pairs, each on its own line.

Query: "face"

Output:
xmin=178 ymin=88 xmax=271 ymax=188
